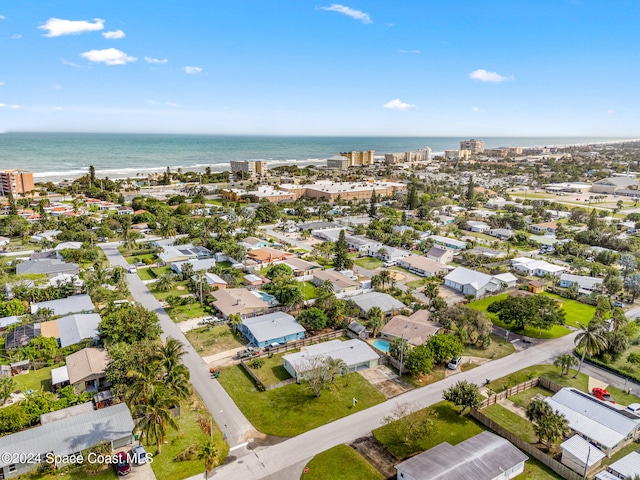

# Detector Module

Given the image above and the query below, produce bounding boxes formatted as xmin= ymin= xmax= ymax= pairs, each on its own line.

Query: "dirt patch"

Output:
xmin=389 ymin=271 xmax=405 ymax=282
xmin=350 ymin=436 xmax=398 ymax=480
xmin=176 ymin=285 xmax=186 ymax=290
xmin=358 ymin=366 xmax=414 ymax=398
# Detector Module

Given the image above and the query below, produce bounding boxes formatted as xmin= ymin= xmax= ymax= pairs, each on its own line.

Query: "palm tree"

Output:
xmin=126 ymin=363 xmax=161 ymax=406
xmin=154 ymin=338 xmax=191 ymax=401
xmin=610 ymin=308 xmax=628 ymax=332
xmin=366 ymin=306 xmax=384 ymax=337
xmin=573 ymin=319 xmax=608 ymax=378
xmin=553 ymin=354 xmax=578 ymax=376
xmin=155 ymin=271 xmax=177 ymax=292
xmin=133 ymin=389 xmax=179 ymax=454
xmin=378 ymin=269 xmax=392 ymax=289
xmin=199 ymin=440 xmax=219 ymax=478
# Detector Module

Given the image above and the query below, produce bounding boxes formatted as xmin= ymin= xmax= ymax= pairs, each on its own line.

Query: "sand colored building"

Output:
xmin=0 ymin=170 xmax=34 ymax=195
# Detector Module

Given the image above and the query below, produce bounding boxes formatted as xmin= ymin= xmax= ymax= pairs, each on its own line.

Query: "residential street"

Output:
xmin=99 ymin=243 xmax=256 ymax=448
xmin=192 ymin=331 xmax=578 ymax=480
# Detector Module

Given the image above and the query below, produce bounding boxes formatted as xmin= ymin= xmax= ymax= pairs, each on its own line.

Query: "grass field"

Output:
xmin=301 ymin=444 xmax=384 ymax=480
xmin=482 ymin=404 xmax=537 ymax=443
xmin=508 ymin=386 xmax=552 ymax=409
xmin=541 ymin=292 xmax=596 ymax=328
xmin=148 ymin=394 xmax=229 ymax=480
xmin=486 ymin=364 xmax=589 ymax=393
xmin=218 ymin=364 xmax=385 ymax=437
xmin=167 ymin=303 xmax=209 ymax=322
xmin=298 ymin=281 xmax=319 ymax=300
xmin=13 ymin=365 xmax=55 ymax=393
xmin=468 ymin=294 xmax=572 ymax=339
xmin=151 ymin=281 xmax=191 ymax=300
xmin=185 ymin=325 xmax=247 ymax=357
xmin=137 ymin=266 xmax=171 ymax=281
xmin=462 ymin=334 xmax=515 ymax=360
xmin=354 ymin=257 xmax=384 ymax=270
xmin=247 ymin=354 xmax=292 ymax=385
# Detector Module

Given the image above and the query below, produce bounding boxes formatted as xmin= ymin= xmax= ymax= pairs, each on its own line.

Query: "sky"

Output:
xmin=0 ymin=1 xmax=639 ymax=136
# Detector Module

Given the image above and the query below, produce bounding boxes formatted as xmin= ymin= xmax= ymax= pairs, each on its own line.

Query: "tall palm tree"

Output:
xmin=126 ymin=363 xmax=161 ymax=406
xmin=133 ymin=389 xmax=179 ymax=454
xmin=573 ymin=319 xmax=608 ymax=378
xmin=155 ymin=271 xmax=177 ymax=292
xmin=366 ymin=306 xmax=384 ymax=337
xmin=154 ymin=338 xmax=191 ymax=401
xmin=378 ymin=269 xmax=392 ymax=289
xmin=199 ymin=440 xmax=219 ymax=478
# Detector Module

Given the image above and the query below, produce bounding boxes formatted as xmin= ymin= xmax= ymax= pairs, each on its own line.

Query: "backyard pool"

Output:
xmin=372 ymin=339 xmax=390 ymax=353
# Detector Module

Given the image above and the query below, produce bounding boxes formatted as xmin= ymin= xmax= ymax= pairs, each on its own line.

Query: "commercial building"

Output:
xmin=591 ymin=176 xmax=638 ymax=194
xmin=0 ymin=169 xmax=34 ymax=196
xmin=460 ymin=139 xmax=485 ymax=155
xmin=326 ymin=155 xmax=351 ymax=170
xmin=278 ymin=180 xmax=406 ymax=202
xmin=230 ymin=160 xmax=268 ymax=178
xmin=339 ymin=150 xmax=375 ymax=166
xmin=384 ymin=147 xmax=431 ymax=164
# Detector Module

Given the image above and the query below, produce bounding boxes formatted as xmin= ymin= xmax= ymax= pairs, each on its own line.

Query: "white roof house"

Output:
xmin=31 ymin=294 xmax=95 ymax=316
xmin=560 ymin=435 xmax=606 ymax=474
xmin=511 ymin=257 xmax=566 ymax=277
xmin=444 ymin=267 xmax=517 ymax=298
xmin=349 ymin=292 xmax=405 ymax=316
xmin=544 ymin=388 xmax=640 ymax=454
xmin=559 ymin=274 xmax=603 ymax=293
xmin=596 ymin=451 xmax=640 ymax=480
xmin=171 ymin=257 xmax=217 ymax=275
xmin=283 ymin=339 xmax=379 ymax=380
xmin=238 ymin=311 xmax=306 ymax=348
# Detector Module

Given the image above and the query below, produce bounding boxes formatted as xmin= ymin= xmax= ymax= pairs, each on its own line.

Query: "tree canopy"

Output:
xmin=98 ymin=303 xmax=162 ymax=345
xmin=487 ymin=295 xmax=566 ymax=332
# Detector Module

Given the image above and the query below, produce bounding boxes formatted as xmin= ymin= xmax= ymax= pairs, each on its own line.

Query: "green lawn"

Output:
xmin=248 ymin=354 xmax=293 ymax=385
xmin=185 ymin=325 xmax=247 ymax=357
xmin=462 ymin=334 xmax=515 ymax=360
xmin=301 ymin=444 xmax=383 ymax=480
xmin=151 ymin=281 xmax=192 ymax=300
xmin=137 ymin=265 xmax=171 ymax=281
xmin=148 ymin=394 xmax=229 ymax=480
xmin=13 ymin=365 xmax=55 ymax=393
xmin=373 ymin=401 xmax=484 ymax=459
xmin=482 ymin=404 xmax=536 ymax=443
xmin=406 ymin=278 xmax=430 ymax=289
xmin=124 ymin=252 xmax=157 ymax=265
xmin=298 ymin=281 xmax=319 ymax=300
xmin=468 ymin=294 xmax=572 ymax=339
xmin=521 ymin=459 xmax=564 ymax=479
xmin=218 ymin=364 xmax=385 ymax=437
xmin=606 ymin=384 xmax=640 ymax=406
xmin=486 ymin=365 xmax=589 ymax=394
xmin=541 ymin=293 xmax=595 ymax=328
xmin=508 ymin=386 xmax=552 ymax=409
xmin=354 ymin=257 xmax=384 ymax=270
xmin=167 ymin=303 xmax=210 ymax=322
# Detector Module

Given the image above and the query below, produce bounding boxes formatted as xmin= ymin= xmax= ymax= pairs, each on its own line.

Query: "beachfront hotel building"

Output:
xmin=460 ymin=139 xmax=485 ymax=155
xmin=0 ymin=170 xmax=35 ymax=195
xmin=326 ymin=155 xmax=351 ymax=170
xmin=385 ymin=147 xmax=432 ymax=164
xmin=279 ymin=180 xmax=406 ymax=202
xmin=339 ymin=150 xmax=375 ymax=167
xmin=230 ymin=160 xmax=268 ymax=178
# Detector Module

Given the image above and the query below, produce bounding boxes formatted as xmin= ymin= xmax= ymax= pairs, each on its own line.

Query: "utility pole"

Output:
xmin=399 ymin=334 xmax=405 ymax=379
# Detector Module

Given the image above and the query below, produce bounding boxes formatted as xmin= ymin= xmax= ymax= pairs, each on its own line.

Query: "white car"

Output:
xmin=626 ymin=403 xmax=640 ymax=416
xmin=383 ymin=261 xmax=396 ymax=267
xmin=129 ymin=445 xmax=148 ymax=465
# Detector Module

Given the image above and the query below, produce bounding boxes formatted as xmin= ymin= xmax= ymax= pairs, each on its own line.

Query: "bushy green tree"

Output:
xmin=297 ymin=307 xmax=328 ymax=331
xmin=405 ymin=343 xmax=434 ymax=376
xmin=99 ymin=304 xmax=162 ymax=345
xmin=442 ymin=380 xmax=482 ymax=414
xmin=426 ymin=334 xmax=464 ymax=364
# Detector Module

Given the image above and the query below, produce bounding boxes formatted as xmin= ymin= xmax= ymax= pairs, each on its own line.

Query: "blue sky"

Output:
xmin=0 ymin=1 xmax=638 ymax=136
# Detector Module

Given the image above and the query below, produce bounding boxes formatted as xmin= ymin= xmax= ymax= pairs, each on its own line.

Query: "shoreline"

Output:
xmin=23 ymin=137 xmax=640 ymax=185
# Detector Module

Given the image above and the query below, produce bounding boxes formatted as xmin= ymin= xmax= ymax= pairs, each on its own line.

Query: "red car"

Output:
xmin=115 ymin=451 xmax=131 ymax=476
xmin=592 ymin=387 xmax=615 ymax=404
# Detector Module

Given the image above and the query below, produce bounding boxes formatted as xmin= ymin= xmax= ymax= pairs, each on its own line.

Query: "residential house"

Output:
xmin=560 ymin=435 xmax=606 ymax=476
xmin=54 ymin=241 xmax=82 ymax=251
xmin=429 ymin=235 xmax=467 ymax=250
xmin=29 ymin=230 xmax=62 ymax=243
xmin=281 ymin=257 xmax=321 ymax=278
xmin=544 ymin=388 xmax=640 ymax=455
xmin=40 ymin=313 xmax=100 ymax=347
xmin=5 ymin=324 xmax=41 ymax=350
xmin=394 ymin=431 xmax=528 ymax=480
xmin=347 ymin=321 xmax=368 ymax=340
xmin=171 ymin=258 xmax=217 ymax=275
xmin=528 ymin=280 xmax=547 ymax=294
xmin=350 ymin=292 xmax=405 ymax=317
xmin=244 ymin=274 xmax=268 ymax=289
xmin=311 ymin=270 xmax=361 ymax=296
xmin=246 ymin=247 xmax=293 ymax=266
xmin=596 ymin=451 xmax=640 ymax=480
xmin=426 ymin=246 xmax=454 ymax=264
xmin=467 ymin=246 xmax=505 ymax=259
xmin=157 ymin=243 xmax=212 ymax=264
xmin=397 ymin=255 xmax=449 ymax=277
xmin=466 ymin=220 xmax=491 ymax=233
xmin=511 ymin=258 xmax=566 ymax=277
xmin=366 ymin=245 xmax=411 ymax=262
xmin=31 ymin=294 xmax=95 ymax=317
xmin=444 ymin=267 xmax=517 ymax=298
xmin=381 ymin=310 xmax=441 ymax=346
xmin=558 ymin=273 xmax=603 ymax=294
xmin=437 ymin=215 xmax=456 ymax=226
xmin=238 ymin=236 xmax=270 ymax=250
xmin=0 ymin=403 xmax=134 ymax=479
xmin=210 ymin=288 xmax=270 ymax=319
xmin=201 ymin=272 xmax=227 ymax=289
xmin=489 ymin=228 xmax=514 ymax=240
xmin=65 ymin=347 xmax=110 ymax=394
xmin=238 ymin=311 xmax=306 ymax=348
xmin=529 ymin=222 xmax=558 ymax=235
xmin=16 ymin=258 xmax=79 ymax=278
xmin=283 ymin=339 xmax=379 ymax=380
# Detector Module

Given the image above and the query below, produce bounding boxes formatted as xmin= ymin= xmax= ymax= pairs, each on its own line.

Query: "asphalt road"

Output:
xmin=99 ymin=242 xmax=255 ymax=448
xmin=196 ymin=331 xmax=578 ymax=480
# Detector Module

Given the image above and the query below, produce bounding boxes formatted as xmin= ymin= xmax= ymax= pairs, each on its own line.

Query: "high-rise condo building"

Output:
xmin=0 ymin=169 xmax=35 ymax=195
xmin=460 ymin=139 xmax=485 ymax=155
xmin=229 ymin=160 xmax=268 ymax=177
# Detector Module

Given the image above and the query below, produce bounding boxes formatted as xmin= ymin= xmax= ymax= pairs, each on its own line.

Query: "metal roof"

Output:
xmin=545 ymin=388 xmax=640 ymax=450
xmin=606 ymin=451 xmax=640 ymax=478
xmin=444 ymin=267 xmax=492 ymax=288
xmin=395 ymin=431 xmax=528 ymax=480
xmin=32 ymin=294 xmax=95 ymax=317
xmin=284 ymin=339 xmax=379 ymax=374
xmin=560 ymin=435 xmax=606 ymax=465
xmin=0 ymin=315 xmax=20 ymax=329
xmin=242 ymin=312 xmax=305 ymax=343
xmin=350 ymin=292 xmax=405 ymax=314
xmin=0 ymin=403 xmax=134 ymax=467
xmin=55 ymin=314 xmax=101 ymax=347
xmin=51 ymin=365 xmax=69 ymax=386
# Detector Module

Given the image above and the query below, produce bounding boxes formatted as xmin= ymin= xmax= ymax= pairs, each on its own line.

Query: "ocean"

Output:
xmin=0 ymin=132 xmax=634 ymax=183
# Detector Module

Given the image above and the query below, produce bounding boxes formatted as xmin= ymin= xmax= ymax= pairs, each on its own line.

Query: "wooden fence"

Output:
xmin=480 ymin=376 xmax=562 ymax=408
xmin=239 ymin=360 xmax=297 ymax=391
xmin=470 ymin=409 xmax=582 ymax=480
xmin=254 ymin=330 xmax=346 ymax=358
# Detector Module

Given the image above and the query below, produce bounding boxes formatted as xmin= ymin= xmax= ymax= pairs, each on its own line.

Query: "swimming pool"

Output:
xmin=254 ymin=291 xmax=276 ymax=303
xmin=372 ymin=339 xmax=391 ymax=353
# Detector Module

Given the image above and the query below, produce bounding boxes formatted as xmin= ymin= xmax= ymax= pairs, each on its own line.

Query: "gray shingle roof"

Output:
xmin=395 ymin=431 xmax=528 ymax=480
xmin=56 ymin=314 xmax=101 ymax=347
xmin=350 ymin=292 xmax=405 ymax=314
xmin=31 ymin=294 xmax=95 ymax=317
xmin=0 ymin=403 xmax=134 ymax=467
xmin=284 ymin=339 xmax=379 ymax=374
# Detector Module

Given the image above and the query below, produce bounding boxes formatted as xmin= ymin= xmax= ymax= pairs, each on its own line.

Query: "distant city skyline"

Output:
xmin=0 ymin=1 xmax=638 ymax=136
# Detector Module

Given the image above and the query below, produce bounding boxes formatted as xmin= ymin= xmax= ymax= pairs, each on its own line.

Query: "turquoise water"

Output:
xmin=256 ymin=291 xmax=275 ymax=303
xmin=0 ymin=132 xmax=632 ymax=183
xmin=373 ymin=339 xmax=391 ymax=353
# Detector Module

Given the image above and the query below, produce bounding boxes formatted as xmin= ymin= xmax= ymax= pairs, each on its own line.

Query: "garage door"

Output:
xmin=112 ymin=435 xmax=132 ymax=449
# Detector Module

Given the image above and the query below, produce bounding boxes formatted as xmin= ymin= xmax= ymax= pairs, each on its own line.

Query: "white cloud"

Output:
xmin=10 ymin=34 xmax=21 ymax=39
xmin=81 ymin=48 xmax=136 ymax=65
xmin=472 ymin=106 xmax=485 ymax=112
xmin=399 ymin=49 xmax=421 ymax=54
xmin=320 ymin=4 xmax=372 ymax=24
xmin=39 ymin=17 xmax=104 ymax=37
xmin=0 ymin=104 xmax=20 ymax=109
xmin=0 ymin=15 xmax=5 ymax=20
xmin=53 ymin=85 xmax=63 ymax=90
xmin=61 ymin=58 xmax=83 ymax=68
xmin=607 ymin=109 xmax=618 ymax=114
xmin=469 ymin=69 xmax=513 ymax=83
xmin=102 ymin=29 xmax=125 ymax=39
xmin=165 ymin=102 xmax=180 ymax=107
xmin=184 ymin=66 xmax=203 ymax=75
xmin=145 ymin=57 xmax=168 ymax=64
xmin=54 ymin=106 xmax=63 ymax=111
xmin=383 ymin=99 xmax=416 ymax=111
xmin=0 ymin=82 xmax=4 ymax=86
